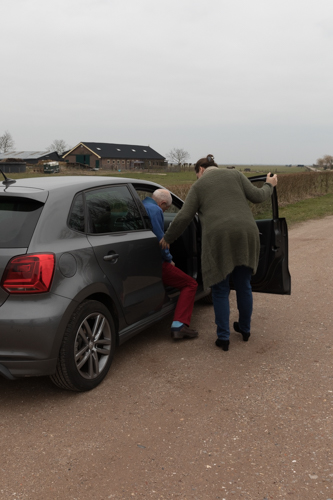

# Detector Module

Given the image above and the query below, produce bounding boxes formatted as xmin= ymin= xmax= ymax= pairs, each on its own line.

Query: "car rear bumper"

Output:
xmin=0 ymin=358 xmax=57 ymax=380
xmin=0 ymin=293 xmax=74 ymax=378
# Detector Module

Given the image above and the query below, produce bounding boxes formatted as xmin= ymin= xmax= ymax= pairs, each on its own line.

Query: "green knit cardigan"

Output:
xmin=164 ymin=167 xmax=273 ymax=288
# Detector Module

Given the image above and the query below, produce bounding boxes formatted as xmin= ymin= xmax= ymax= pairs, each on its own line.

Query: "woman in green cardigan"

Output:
xmin=160 ymin=154 xmax=278 ymax=351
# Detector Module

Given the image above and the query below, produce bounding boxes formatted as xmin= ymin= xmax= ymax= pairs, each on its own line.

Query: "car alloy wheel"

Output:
xmin=51 ymin=300 xmax=116 ymax=392
xmin=74 ymin=311 xmax=112 ymax=380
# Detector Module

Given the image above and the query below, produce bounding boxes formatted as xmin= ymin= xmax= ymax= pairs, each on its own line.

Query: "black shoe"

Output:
xmin=171 ymin=325 xmax=198 ymax=340
xmin=233 ymin=322 xmax=250 ymax=341
xmin=215 ymin=339 xmax=229 ymax=351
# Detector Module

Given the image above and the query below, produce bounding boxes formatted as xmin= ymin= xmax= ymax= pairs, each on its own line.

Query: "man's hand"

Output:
xmin=170 ymin=260 xmax=175 ymax=266
xmin=266 ymin=172 xmax=278 ymax=187
xmin=160 ymin=237 xmax=170 ymax=249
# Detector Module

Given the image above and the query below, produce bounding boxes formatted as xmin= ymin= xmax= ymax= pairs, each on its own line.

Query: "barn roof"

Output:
xmin=63 ymin=142 xmax=165 ymax=160
xmin=0 ymin=151 xmax=59 ymax=161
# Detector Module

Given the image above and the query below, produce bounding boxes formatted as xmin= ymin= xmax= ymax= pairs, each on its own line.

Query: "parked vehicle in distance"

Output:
xmin=0 ymin=173 xmax=290 ymax=391
xmin=43 ymin=162 xmax=59 ymax=174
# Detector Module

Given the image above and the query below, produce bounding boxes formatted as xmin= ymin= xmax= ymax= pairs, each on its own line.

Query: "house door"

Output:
xmin=76 ymin=155 xmax=90 ymax=166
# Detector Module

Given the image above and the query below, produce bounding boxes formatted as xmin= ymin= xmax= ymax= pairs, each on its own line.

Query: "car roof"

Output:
xmin=0 ymin=176 xmax=160 ymax=195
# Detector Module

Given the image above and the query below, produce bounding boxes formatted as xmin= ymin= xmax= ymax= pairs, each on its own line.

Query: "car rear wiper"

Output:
xmin=0 ymin=169 xmax=16 ymax=187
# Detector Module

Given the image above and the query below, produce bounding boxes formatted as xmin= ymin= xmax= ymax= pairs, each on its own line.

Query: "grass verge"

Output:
xmin=279 ymin=193 xmax=333 ymax=228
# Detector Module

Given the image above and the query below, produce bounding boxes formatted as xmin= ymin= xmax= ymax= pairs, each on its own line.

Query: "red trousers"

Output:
xmin=162 ymin=262 xmax=198 ymax=326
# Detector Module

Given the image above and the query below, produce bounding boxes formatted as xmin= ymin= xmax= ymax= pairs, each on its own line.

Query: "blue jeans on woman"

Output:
xmin=211 ymin=266 xmax=253 ymax=341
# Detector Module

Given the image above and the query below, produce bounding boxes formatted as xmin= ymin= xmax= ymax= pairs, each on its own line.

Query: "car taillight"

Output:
xmin=1 ymin=254 xmax=55 ymax=293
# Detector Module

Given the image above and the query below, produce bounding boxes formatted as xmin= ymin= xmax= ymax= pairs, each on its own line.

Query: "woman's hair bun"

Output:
xmin=195 ymin=154 xmax=217 ymax=172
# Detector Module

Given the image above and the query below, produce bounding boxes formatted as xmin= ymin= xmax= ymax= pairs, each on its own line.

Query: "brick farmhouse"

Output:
xmin=63 ymin=142 xmax=166 ymax=170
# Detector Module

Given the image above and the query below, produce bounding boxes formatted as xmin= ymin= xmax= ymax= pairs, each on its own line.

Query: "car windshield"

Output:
xmin=0 ymin=196 xmax=44 ymax=248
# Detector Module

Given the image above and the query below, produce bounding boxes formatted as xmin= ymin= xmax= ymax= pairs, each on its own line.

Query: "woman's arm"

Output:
xmin=240 ymin=172 xmax=277 ymax=204
xmin=163 ymin=186 xmax=200 ymax=245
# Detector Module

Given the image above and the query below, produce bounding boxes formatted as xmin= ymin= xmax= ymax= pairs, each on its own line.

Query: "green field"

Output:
xmin=220 ymin=165 xmax=308 ymax=174
xmin=2 ymin=167 xmax=333 ymax=228
xmin=4 ymin=165 xmax=307 ymax=184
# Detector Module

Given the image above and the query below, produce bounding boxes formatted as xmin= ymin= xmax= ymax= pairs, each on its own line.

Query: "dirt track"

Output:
xmin=1 ymin=217 xmax=333 ymax=500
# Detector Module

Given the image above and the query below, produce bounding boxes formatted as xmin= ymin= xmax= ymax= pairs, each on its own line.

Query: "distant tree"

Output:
xmin=48 ymin=139 xmax=68 ymax=155
xmin=0 ymin=130 xmax=15 ymax=153
xmin=167 ymin=148 xmax=190 ymax=165
xmin=316 ymin=155 xmax=333 ymax=170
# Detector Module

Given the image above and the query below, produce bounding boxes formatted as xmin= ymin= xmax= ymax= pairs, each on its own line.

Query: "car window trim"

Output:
xmin=249 ymin=174 xmax=278 ymax=220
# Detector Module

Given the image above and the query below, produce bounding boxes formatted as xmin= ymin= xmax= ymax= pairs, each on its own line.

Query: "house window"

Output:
xmin=107 ymin=160 xmax=110 ymax=163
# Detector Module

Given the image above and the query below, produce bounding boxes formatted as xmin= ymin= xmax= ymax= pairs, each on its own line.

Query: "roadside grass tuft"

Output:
xmin=279 ymin=193 xmax=333 ymax=227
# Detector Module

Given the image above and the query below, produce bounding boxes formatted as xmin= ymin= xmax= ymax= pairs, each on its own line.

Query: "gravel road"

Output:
xmin=1 ymin=216 xmax=333 ymax=500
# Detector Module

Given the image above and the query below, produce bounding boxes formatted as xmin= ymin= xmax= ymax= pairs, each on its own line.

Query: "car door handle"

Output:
xmin=103 ymin=253 xmax=119 ymax=262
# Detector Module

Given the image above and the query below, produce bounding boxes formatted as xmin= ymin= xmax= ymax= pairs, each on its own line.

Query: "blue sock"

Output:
xmin=171 ymin=321 xmax=183 ymax=330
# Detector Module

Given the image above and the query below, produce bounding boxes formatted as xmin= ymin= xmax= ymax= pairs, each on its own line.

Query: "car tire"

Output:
xmin=50 ymin=300 xmax=116 ymax=392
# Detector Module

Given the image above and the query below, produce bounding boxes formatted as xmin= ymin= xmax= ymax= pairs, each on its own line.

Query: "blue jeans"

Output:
xmin=211 ymin=266 xmax=253 ymax=341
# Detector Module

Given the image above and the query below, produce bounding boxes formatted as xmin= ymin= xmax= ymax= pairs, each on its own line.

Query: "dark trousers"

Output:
xmin=211 ymin=266 xmax=253 ymax=340
xmin=162 ymin=262 xmax=198 ymax=326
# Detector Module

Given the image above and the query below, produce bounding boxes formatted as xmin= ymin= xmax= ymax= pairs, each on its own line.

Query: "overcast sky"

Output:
xmin=1 ymin=0 xmax=333 ymax=164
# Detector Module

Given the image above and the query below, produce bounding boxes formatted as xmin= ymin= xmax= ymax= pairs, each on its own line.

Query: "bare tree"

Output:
xmin=316 ymin=155 xmax=333 ymax=170
xmin=167 ymin=148 xmax=190 ymax=165
xmin=0 ymin=131 xmax=15 ymax=153
xmin=48 ymin=139 xmax=68 ymax=155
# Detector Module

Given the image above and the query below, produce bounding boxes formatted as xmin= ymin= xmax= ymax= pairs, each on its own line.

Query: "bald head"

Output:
xmin=152 ymin=189 xmax=172 ymax=211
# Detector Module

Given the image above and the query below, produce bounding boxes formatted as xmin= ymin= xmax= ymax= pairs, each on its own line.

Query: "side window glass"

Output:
xmin=68 ymin=193 xmax=85 ymax=232
xmin=248 ymin=180 xmax=273 ymax=220
xmin=86 ymin=185 xmax=144 ymax=233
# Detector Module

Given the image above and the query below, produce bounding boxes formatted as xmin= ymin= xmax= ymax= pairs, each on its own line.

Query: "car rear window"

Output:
xmin=0 ymin=197 xmax=44 ymax=248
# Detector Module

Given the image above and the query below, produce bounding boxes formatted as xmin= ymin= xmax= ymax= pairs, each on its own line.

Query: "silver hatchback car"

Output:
xmin=0 ymin=174 xmax=290 ymax=391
